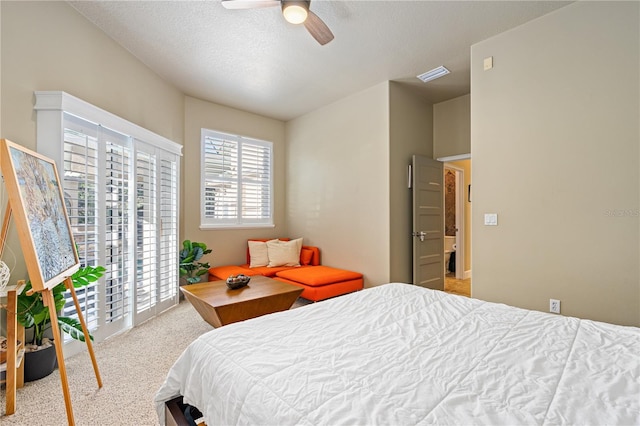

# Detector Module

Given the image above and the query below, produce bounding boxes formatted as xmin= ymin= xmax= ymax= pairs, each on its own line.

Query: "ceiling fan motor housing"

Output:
xmin=282 ymin=1 xmax=310 ymax=25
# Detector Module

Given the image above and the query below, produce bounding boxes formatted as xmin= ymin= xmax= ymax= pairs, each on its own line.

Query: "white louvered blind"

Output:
xmin=241 ymin=142 xmax=272 ymax=220
xmin=103 ymin=133 xmax=132 ymax=325
xmin=135 ymin=148 xmax=158 ymax=318
xmin=159 ymin=155 xmax=178 ymax=302
xmin=62 ymin=117 xmax=100 ymax=336
xmin=201 ymin=129 xmax=273 ymax=228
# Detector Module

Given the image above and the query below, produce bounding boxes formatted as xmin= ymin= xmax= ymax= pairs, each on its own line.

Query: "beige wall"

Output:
xmin=1 ymin=2 xmax=183 ymax=148
xmin=183 ymin=96 xmax=286 ymax=266
xmin=446 ymin=159 xmax=471 ymax=273
xmin=471 ymin=1 xmax=639 ymax=326
xmin=434 ymin=95 xmax=471 ymax=276
xmin=0 ymin=1 xmax=184 ymax=287
xmin=286 ymin=82 xmax=390 ymax=286
xmin=0 ymin=3 xmax=3 ymax=138
xmin=389 ymin=82 xmax=433 ymax=283
xmin=434 ymin=94 xmax=470 ymax=158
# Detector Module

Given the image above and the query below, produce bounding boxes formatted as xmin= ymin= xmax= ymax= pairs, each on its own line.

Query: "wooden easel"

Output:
xmin=0 ymin=139 xmax=102 ymax=425
xmin=1 ymin=280 xmax=25 ymax=416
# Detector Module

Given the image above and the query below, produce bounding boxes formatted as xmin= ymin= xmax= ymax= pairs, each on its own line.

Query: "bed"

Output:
xmin=155 ymin=283 xmax=640 ymax=425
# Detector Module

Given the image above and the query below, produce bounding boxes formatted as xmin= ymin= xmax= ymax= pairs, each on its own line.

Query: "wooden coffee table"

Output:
xmin=180 ymin=275 xmax=303 ymax=328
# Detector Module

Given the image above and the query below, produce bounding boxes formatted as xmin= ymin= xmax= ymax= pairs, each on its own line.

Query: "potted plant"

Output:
xmin=17 ymin=264 xmax=105 ymax=382
xmin=179 ymin=240 xmax=212 ymax=285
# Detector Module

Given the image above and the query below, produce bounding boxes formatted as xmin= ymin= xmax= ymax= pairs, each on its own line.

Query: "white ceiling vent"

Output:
xmin=417 ymin=66 xmax=450 ymax=83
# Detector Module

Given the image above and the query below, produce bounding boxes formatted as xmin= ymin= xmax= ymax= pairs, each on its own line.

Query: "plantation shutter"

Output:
xmin=159 ymin=153 xmax=179 ymax=302
xmin=134 ymin=145 xmax=158 ymax=323
xmin=62 ymin=115 xmax=101 ymax=337
xmin=240 ymin=141 xmax=271 ymax=220
xmin=201 ymin=129 xmax=273 ymax=227
xmin=102 ymin=129 xmax=132 ymax=335
xmin=203 ymin=134 xmax=239 ymax=222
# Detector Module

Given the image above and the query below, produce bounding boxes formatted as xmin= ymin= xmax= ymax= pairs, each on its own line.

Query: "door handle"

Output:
xmin=412 ymin=231 xmax=427 ymax=242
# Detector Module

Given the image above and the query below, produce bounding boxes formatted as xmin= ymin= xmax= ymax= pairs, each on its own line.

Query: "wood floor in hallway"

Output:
xmin=444 ymin=277 xmax=471 ymax=297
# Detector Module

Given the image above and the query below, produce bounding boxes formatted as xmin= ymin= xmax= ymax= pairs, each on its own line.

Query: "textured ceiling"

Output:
xmin=68 ymin=0 xmax=571 ymax=121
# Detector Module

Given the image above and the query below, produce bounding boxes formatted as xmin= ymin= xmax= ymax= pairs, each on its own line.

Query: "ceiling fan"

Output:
xmin=221 ymin=0 xmax=335 ymax=45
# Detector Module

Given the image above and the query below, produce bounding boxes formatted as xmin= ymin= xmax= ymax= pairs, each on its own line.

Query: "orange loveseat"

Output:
xmin=208 ymin=240 xmax=363 ymax=302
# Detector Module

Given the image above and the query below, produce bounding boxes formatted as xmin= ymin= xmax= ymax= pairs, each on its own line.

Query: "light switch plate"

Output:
xmin=484 ymin=56 xmax=493 ymax=70
xmin=484 ymin=213 xmax=498 ymax=226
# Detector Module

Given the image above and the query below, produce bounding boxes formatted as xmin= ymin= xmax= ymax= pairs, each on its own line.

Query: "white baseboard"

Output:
xmin=463 ymin=270 xmax=471 ymax=280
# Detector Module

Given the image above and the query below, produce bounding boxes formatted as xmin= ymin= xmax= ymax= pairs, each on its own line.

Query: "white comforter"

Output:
xmin=155 ymin=283 xmax=640 ymax=425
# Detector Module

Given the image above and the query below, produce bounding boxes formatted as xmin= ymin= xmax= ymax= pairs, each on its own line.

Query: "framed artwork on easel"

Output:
xmin=0 ymin=139 xmax=79 ymax=292
xmin=0 ymin=138 xmax=100 ymax=425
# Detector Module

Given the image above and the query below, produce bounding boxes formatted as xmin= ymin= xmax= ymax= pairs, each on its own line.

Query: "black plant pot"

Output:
xmin=24 ymin=343 xmax=58 ymax=382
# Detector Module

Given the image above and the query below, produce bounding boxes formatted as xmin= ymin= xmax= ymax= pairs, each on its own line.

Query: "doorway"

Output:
xmin=444 ymin=166 xmax=464 ymax=279
xmin=439 ymin=156 xmax=471 ymax=297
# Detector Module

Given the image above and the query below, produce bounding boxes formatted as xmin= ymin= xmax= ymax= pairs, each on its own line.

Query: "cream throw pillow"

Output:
xmin=248 ymin=240 xmax=272 ymax=268
xmin=267 ymin=238 xmax=303 ymax=267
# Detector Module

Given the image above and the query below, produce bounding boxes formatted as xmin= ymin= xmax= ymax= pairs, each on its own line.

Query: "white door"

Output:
xmin=412 ymin=155 xmax=444 ymax=290
xmin=133 ymin=145 xmax=179 ymax=325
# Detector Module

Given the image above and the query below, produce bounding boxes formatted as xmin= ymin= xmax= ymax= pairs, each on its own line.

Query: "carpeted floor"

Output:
xmin=1 ymin=301 xmax=212 ymax=425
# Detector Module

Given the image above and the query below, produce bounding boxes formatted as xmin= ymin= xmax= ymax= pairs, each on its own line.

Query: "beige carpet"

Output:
xmin=1 ymin=301 xmax=212 ymax=425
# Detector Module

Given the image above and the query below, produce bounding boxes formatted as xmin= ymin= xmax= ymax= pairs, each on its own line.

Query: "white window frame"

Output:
xmin=200 ymin=128 xmax=274 ymax=229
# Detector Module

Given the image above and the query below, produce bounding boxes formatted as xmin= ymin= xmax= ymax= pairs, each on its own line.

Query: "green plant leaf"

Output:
xmin=192 ymin=246 xmax=204 ymax=261
xmin=192 ymin=242 xmax=211 ymax=256
xmin=74 ymin=276 xmax=89 ymax=287
xmin=17 ymin=297 xmax=36 ymax=328
xmin=17 ymin=265 xmax=104 ymax=345
xmin=71 ymin=265 xmax=105 ymax=288
xmin=33 ymin=308 xmax=50 ymax=325
xmin=52 ymin=283 xmax=67 ymax=296
xmin=58 ymin=316 xmax=93 ymax=342
xmin=192 ymin=241 xmax=206 ymax=249
xmin=179 ymin=249 xmax=188 ymax=261
xmin=180 ymin=240 xmax=212 ymax=279
xmin=54 ymin=295 xmax=66 ymax=312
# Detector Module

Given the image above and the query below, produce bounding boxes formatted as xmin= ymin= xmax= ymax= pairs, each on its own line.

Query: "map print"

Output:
xmin=10 ymin=147 xmax=76 ymax=282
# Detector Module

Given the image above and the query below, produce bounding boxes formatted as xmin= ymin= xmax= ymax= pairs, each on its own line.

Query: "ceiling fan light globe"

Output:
xmin=283 ymin=3 xmax=308 ymax=24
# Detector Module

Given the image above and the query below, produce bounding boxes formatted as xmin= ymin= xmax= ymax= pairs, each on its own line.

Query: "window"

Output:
xmin=35 ymin=91 xmax=181 ymax=356
xmin=201 ymin=129 xmax=273 ymax=228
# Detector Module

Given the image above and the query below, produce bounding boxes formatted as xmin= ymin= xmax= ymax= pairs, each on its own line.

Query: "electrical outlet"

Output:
xmin=550 ymin=299 xmax=561 ymax=314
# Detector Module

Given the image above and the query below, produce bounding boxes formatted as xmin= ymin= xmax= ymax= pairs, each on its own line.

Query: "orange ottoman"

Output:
xmin=274 ymin=265 xmax=363 ymax=302
xmin=208 ymin=265 xmax=262 ymax=281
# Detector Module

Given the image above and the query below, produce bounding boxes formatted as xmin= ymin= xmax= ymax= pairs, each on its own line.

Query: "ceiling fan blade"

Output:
xmin=304 ymin=10 xmax=334 ymax=45
xmin=221 ymin=0 xmax=280 ymax=10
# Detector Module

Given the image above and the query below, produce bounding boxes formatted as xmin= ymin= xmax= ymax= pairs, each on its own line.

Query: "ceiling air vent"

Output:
xmin=417 ymin=66 xmax=450 ymax=83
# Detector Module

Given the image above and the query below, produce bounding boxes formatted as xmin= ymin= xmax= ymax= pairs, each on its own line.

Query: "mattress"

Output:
xmin=155 ymin=283 xmax=640 ymax=425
